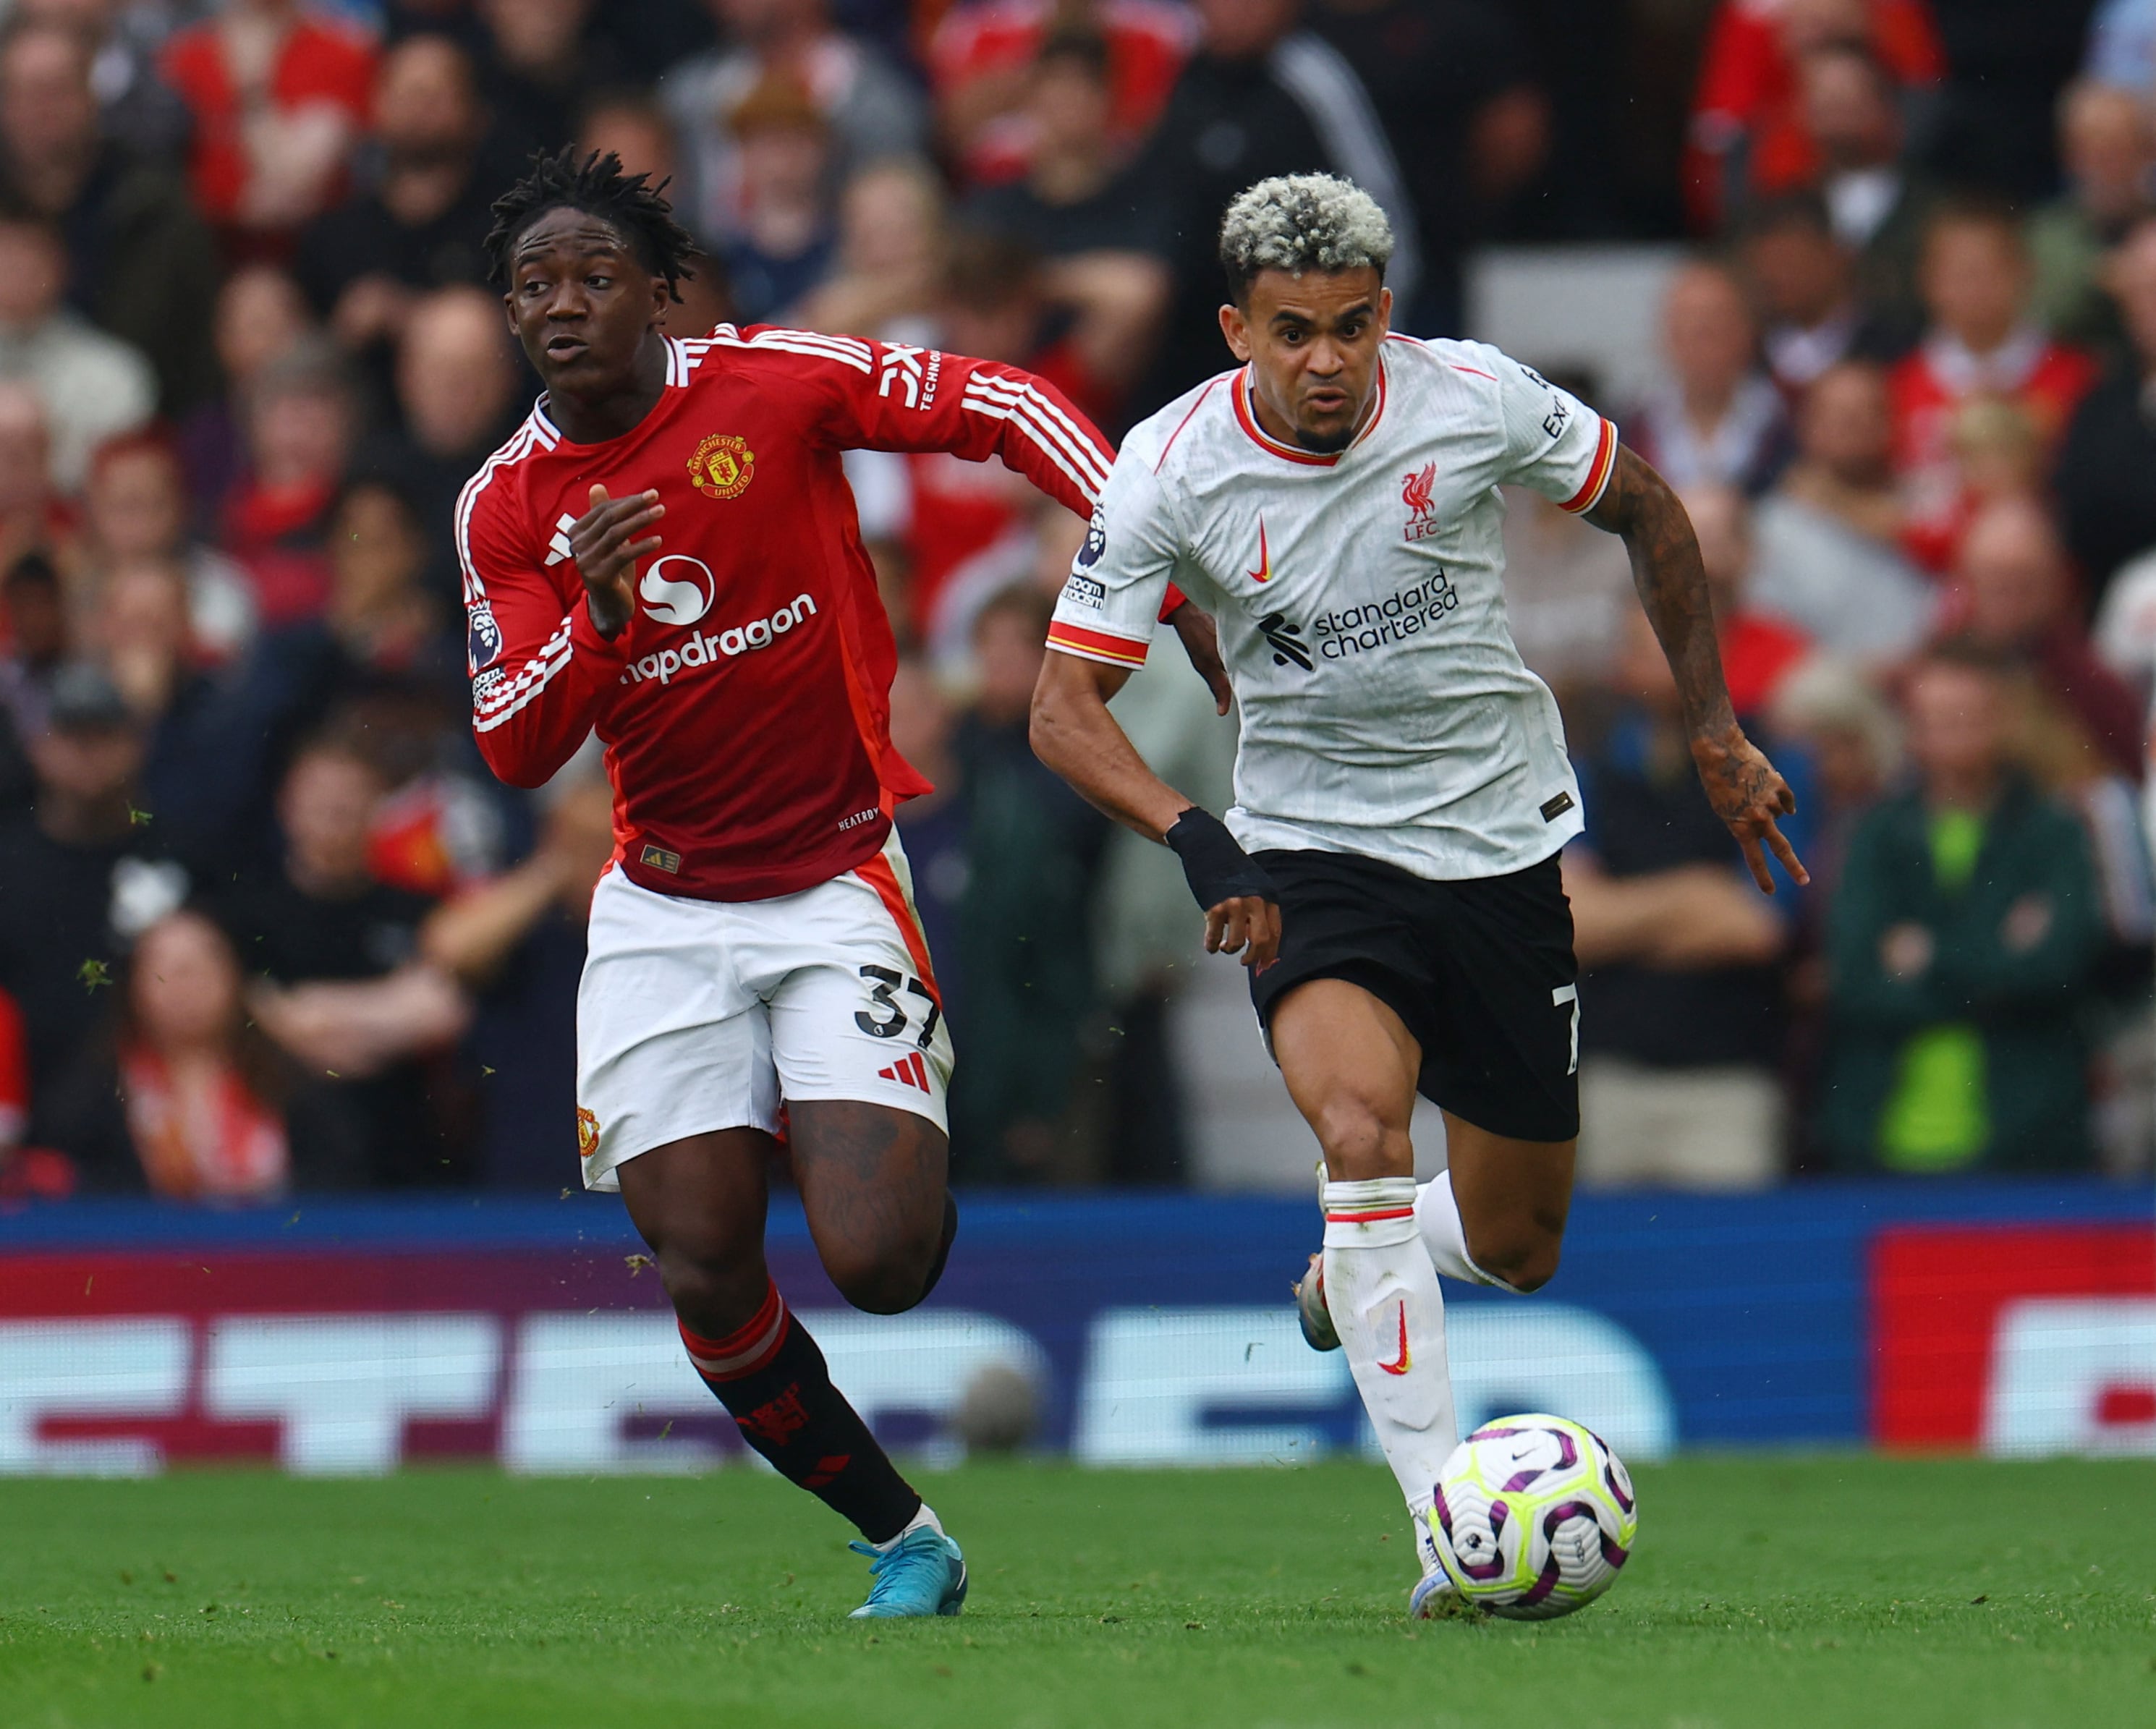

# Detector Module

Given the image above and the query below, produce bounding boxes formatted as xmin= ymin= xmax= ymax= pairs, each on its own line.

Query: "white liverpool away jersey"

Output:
xmin=1048 ymin=335 xmax=1618 ymax=880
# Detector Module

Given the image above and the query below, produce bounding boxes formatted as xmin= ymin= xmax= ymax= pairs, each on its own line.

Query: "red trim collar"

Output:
xmin=1231 ymin=361 xmax=1387 ymax=467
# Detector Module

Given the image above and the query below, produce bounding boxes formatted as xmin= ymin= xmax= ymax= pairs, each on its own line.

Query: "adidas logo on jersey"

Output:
xmin=620 ymin=593 xmax=820 ymax=686
xmin=543 ymin=511 xmax=577 ymax=566
xmin=878 ymin=1052 xmax=933 ymax=1092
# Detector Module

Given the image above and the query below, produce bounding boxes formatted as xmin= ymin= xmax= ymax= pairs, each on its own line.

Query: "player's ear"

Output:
xmin=648 ymin=273 xmax=669 ymax=330
xmin=1376 ymin=285 xmax=1393 ymax=339
xmin=1220 ymin=302 xmax=1252 ymax=363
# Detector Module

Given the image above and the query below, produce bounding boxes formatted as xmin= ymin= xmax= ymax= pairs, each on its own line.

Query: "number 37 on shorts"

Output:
xmin=574 ymin=836 xmax=955 ymax=1193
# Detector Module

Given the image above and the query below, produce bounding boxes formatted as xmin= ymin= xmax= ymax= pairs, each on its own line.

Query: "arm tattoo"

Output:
xmin=1584 ymin=444 xmax=1738 ymax=744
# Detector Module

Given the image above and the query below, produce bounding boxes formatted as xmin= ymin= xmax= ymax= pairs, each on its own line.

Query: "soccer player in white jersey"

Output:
xmin=1030 ymin=174 xmax=1807 ymax=1615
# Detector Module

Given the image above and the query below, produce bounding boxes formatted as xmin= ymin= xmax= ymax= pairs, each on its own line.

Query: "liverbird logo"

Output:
xmin=1403 ymin=464 xmax=1437 ymax=521
xmin=1401 ymin=463 xmax=1440 ymax=543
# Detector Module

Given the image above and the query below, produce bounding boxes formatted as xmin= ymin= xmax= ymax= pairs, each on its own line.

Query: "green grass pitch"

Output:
xmin=2 ymin=1457 xmax=2152 ymax=1728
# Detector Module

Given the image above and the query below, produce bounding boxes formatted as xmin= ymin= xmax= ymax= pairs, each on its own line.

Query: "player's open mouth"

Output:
xmin=546 ymin=336 xmax=588 ymax=361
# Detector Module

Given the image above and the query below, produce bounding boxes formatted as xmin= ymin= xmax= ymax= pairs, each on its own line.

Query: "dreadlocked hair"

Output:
xmin=485 ymin=146 xmax=697 ymax=304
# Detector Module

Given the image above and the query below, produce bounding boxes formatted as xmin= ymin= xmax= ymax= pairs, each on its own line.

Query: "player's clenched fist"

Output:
xmin=572 ymin=483 xmax=666 ymax=638
xmin=1166 ymin=807 xmax=1282 ymax=970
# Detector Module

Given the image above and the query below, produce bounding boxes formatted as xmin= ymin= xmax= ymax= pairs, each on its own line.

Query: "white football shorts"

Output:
xmin=574 ymin=829 xmax=952 ymax=1190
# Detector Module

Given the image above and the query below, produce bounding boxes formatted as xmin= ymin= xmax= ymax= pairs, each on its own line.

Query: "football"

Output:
xmin=1426 ymin=1414 xmax=1639 ymax=1619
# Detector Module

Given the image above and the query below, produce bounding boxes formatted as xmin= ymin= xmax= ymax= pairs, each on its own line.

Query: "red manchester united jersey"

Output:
xmin=459 ymin=325 xmax=1115 ymax=901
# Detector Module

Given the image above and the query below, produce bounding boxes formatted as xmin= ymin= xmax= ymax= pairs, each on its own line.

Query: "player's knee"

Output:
xmin=823 ymin=1225 xmax=941 ymax=1316
xmin=1465 ymin=1221 xmax=1563 ymax=1294
xmin=1312 ymin=1095 xmax=1412 ymax=1181
xmin=655 ymin=1245 xmax=765 ymax=1337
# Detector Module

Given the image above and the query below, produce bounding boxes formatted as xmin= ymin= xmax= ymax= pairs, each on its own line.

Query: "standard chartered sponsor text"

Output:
xmin=1310 ymin=573 xmax=1459 ymax=658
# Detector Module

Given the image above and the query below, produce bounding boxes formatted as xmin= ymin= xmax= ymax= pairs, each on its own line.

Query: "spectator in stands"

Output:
xmin=420 ymin=769 xmax=614 ymax=1187
xmin=948 ymin=583 xmax=1108 ymax=1181
xmin=712 ymin=72 xmax=837 ymax=327
xmin=359 ymin=286 xmax=522 ymax=603
xmin=1137 ymin=0 xmax=1422 ymax=401
xmin=1750 ymin=360 xmax=1935 ymax=663
xmin=0 ymin=661 xmax=190 ymax=1145
xmin=2059 ymin=216 xmax=2156 ymax=607
xmin=1741 ymin=191 xmax=1915 ymax=396
xmin=43 ymin=906 xmax=363 ymax=1198
xmin=1953 ymin=496 xmax=2145 ymax=783
xmin=14 ymin=0 xmax=193 ymax=160
xmin=0 ymin=980 xmax=27 ymax=1186
xmin=959 ymin=29 xmax=1171 ymax=405
xmin=1687 ymin=483 xmax=1815 ymax=718
xmin=1566 ymin=605 xmax=1803 ymax=1190
xmin=1769 ymin=652 xmax=1904 ymax=899
xmin=0 ymin=209 xmax=153 ymax=493
xmin=660 ymin=0 xmax=926 ymax=255
xmin=1889 ymin=200 xmax=2099 ymax=570
xmin=219 ymin=339 xmax=355 ymax=625
xmin=218 ymin=732 xmax=470 ymax=1189
xmin=0 ymin=552 xmax=67 ymax=811
xmin=84 ymin=556 xmax=294 ymax=879
xmin=791 ymin=157 xmax=947 ymax=343
xmin=2028 ymin=80 xmax=2155 ymax=356
xmin=1793 ymin=39 xmax=1943 ymax=331
xmin=293 ymin=34 xmax=506 ymax=362
xmin=1686 ymin=0 xmax=1943 ymax=231
xmin=1627 ymin=260 xmax=1791 ymax=496
xmin=179 ymin=264 xmax=313 ymax=533
xmin=576 ymin=88 xmax=679 ymax=190
xmin=886 ymin=654 xmax=967 ymax=1035
xmin=80 ymin=434 xmax=258 ymax=667
xmin=1500 ymin=367 xmax=1637 ymax=693
xmin=474 ymin=0 xmax=636 ymax=163
xmin=160 ymin=0 xmax=378 ymax=250
xmin=0 ymin=19 xmax=221 ymax=415
xmin=0 ymin=382 xmax=75 ymax=579
xmin=1311 ymin=0 xmax=1550 ymax=335
xmin=1820 ymin=640 xmax=2104 ymax=1172
xmin=930 ymin=0 xmax=1194 ymax=191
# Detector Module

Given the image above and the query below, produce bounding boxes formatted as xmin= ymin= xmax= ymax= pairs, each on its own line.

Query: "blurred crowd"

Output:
xmin=0 ymin=0 xmax=2152 ymax=1204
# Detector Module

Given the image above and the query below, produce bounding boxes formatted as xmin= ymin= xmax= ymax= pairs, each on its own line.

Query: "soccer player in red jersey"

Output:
xmin=462 ymin=151 xmax=1216 ymax=1617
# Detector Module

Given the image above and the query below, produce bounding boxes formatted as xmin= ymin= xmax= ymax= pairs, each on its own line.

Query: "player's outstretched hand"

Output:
xmin=572 ymin=483 xmax=666 ymax=639
xmin=1205 ymin=894 xmax=1281 ymax=969
xmin=1169 ymin=603 xmax=1234 ymax=716
xmin=1692 ymin=724 xmax=1810 ymax=895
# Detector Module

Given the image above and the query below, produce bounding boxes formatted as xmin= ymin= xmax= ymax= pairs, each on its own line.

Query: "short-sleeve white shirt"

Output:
xmin=1048 ymin=336 xmax=1618 ymax=880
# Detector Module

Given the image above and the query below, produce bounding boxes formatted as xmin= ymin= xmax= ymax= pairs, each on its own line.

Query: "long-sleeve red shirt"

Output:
xmin=459 ymin=325 xmax=1116 ymax=901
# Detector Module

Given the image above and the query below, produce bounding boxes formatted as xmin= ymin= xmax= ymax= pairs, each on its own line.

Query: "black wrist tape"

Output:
xmin=1164 ymin=808 xmax=1278 ymax=911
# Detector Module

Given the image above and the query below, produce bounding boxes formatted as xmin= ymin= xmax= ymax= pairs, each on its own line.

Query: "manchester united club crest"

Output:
xmin=577 ymin=1106 xmax=600 ymax=1159
xmin=687 ymin=433 xmax=756 ymax=500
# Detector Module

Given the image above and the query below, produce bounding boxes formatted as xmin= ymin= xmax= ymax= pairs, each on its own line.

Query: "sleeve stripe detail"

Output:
xmin=474 ymin=616 xmax=575 ymax=720
xmin=962 ymin=374 xmax=1113 ymax=489
xmin=976 ymin=375 xmax=1114 ymax=490
xmin=962 ymin=377 xmax=1112 ymax=497
xmin=1559 ymin=416 xmax=1618 ymax=514
xmin=703 ymin=329 xmax=877 ymax=374
xmin=454 ymin=418 xmax=546 ymax=605
xmin=756 ymin=326 xmax=874 ymax=364
xmin=1045 ymin=620 xmax=1150 ymax=667
xmin=475 ymin=646 xmax=575 ymax=732
xmin=960 ymin=391 xmax=1098 ymax=504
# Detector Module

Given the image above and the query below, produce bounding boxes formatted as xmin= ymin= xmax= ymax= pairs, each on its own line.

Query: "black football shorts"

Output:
xmin=1247 ymin=847 xmax=1581 ymax=1144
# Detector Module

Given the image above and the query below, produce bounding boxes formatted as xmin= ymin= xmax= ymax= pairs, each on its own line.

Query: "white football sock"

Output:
xmin=1414 ymin=1171 xmax=1516 ymax=1290
xmin=880 ymin=1502 xmax=944 ymax=1549
xmin=1323 ymin=1178 xmax=1458 ymax=1529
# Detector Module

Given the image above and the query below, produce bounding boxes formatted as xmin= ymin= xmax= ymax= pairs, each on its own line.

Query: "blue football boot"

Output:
xmin=847 ymin=1527 xmax=969 ymax=1618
